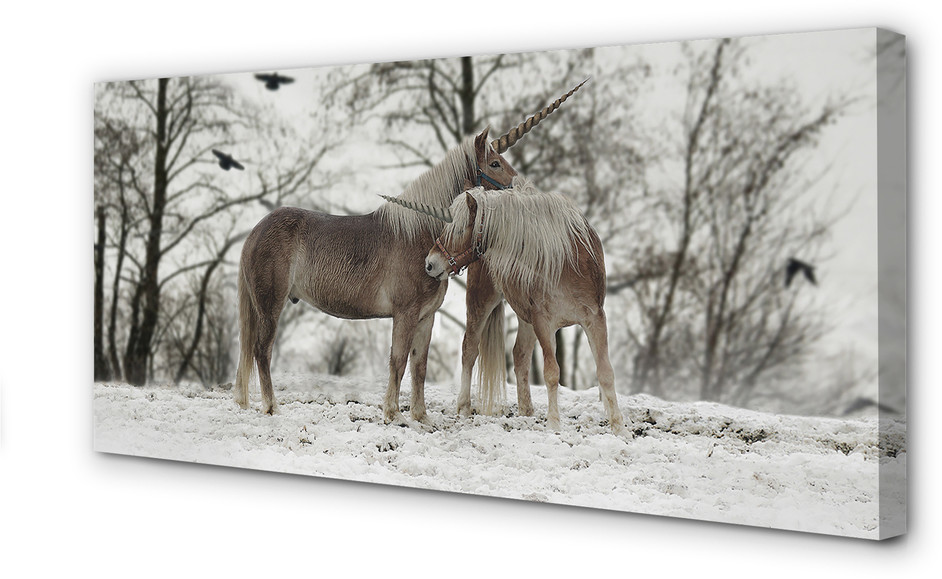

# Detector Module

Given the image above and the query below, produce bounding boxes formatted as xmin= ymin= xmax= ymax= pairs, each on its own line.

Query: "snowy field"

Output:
xmin=93 ymin=373 xmax=905 ymax=539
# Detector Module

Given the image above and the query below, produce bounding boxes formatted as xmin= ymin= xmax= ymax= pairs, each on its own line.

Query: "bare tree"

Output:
xmin=171 ymin=226 xmax=244 ymax=384
xmin=95 ymin=75 xmax=341 ymax=385
xmin=626 ymin=38 xmax=850 ymax=403
xmin=158 ymin=263 xmax=239 ymax=386
xmin=94 ymin=113 xmax=143 ymax=381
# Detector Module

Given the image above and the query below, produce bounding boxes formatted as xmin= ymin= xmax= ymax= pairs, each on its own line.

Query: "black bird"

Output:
xmin=211 ymin=149 xmax=245 ymax=171
xmin=785 ymin=258 xmax=817 ymax=288
xmin=254 ymin=72 xmax=295 ymax=91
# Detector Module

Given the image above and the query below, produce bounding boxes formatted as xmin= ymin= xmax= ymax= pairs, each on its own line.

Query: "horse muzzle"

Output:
xmin=425 ymin=255 xmax=449 ymax=280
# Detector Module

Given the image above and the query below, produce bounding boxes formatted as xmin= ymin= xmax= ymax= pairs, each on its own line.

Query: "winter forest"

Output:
xmin=94 ymin=29 xmax=902 ymax=418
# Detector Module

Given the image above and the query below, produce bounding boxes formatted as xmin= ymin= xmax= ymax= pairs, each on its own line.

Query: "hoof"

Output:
xmin=456 ymin=404 xmax=473 ymax=418
xmin=518 ymin=404 xmax=534 ymax=417
xmin=609 ymin=410 xmax=627 ymax=436
xmin=547 ymin=416 xmax=561 ymax=432
xmin=410 ymin=406 xmax=429 ymax=424
xmin=413 ymin=414 xmax=432 ymax=428
xmin=384 ymin=409 xmax=407 ymax=425
xmin=411 ymin=411 xmax=434 ymax=430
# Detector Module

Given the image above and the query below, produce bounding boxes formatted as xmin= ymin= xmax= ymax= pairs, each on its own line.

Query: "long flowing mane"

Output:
xmin=376 ymin=136 xmax=479 ymax=240
xmin=444 ymin=177 xmax=598 ymax=293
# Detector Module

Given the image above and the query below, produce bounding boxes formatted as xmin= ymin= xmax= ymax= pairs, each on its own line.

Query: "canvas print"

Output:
xmin=93 ymin=27 xmax=906 ymax=539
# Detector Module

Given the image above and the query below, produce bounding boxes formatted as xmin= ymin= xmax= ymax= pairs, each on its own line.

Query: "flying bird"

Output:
xmin=254 ymin=72 xmax=295 ymax=91
xmin=211 ymin=149 xmax=245 ymax=171
xmin=785 ymin=258 xmax=817 ymax=288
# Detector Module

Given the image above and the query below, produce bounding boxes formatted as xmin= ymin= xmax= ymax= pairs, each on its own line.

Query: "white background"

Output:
xmin=0 ymin=1 xmax=935 ymax=576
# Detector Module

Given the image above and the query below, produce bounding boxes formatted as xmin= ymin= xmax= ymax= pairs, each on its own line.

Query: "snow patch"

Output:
xmin=93 ymin=373 xmax=904 ymax=539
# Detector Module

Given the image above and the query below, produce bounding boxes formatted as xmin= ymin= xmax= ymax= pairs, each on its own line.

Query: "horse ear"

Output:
xmin=474 ymin=127 xmax=491 ymax=152
xmin=465 ymin=191 xmax=478 ymax=215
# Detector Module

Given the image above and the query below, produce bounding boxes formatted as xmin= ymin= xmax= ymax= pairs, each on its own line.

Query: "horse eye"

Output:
xmin=489 ymin=161 xmax=501 ymax=168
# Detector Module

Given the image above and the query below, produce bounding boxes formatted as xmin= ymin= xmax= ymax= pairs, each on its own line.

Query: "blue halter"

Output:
xmin=476 ymin=165 xmax=513 ymax=190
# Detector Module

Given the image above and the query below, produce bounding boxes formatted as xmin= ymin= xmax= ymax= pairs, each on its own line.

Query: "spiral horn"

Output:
xmin=491 ymin=78 xmax=589 ymax=154
xmin=379 ymin=194 xmax=453 ymax=223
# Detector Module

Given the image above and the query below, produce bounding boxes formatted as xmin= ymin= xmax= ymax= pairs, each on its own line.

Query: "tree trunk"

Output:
xmin=107 ymin=198 xmax=129 ymax=381
xmin=460 ymin=57 xmax=475 ymax=136
xmin=93 ymin=206 xmax=111 ymax=381
xmin=570 ymin=327 xmax=583 ymax=390
xmin=125 ymin=78 xmax=170 ymax=386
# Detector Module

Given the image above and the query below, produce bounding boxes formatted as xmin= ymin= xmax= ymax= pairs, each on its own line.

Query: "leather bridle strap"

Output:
xmin=435 ymin=221 xmax=486 ymax=276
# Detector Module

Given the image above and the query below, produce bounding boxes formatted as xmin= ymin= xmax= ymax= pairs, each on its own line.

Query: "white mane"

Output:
xmin=443 ymin=177 xmax=598 ymax=293
xmin=376 ymin=136 xmax=480 ymax=240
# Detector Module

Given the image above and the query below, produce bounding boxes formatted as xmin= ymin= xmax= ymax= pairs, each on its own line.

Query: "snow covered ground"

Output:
xmin=93 ymin=373 xmax=905 ymax=539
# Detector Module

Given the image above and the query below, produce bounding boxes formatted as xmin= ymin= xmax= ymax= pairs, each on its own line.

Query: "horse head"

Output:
xmin=377 ymin=187 xmax=485 ymax=279
xmin=471 ymin=79 xmax=589 ymax=191
xmin=472 ymin=127 xmax=517 ymax=190
xmin=378 ymin=81 xmax=588 ymax=242
xmin=425 ymin=191 xmax=482 ymax=280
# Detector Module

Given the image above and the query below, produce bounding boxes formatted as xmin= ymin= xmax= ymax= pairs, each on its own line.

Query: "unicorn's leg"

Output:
xmin=408 ymin=312 xmax=436 ymax=424
xmin=383 ymin=315 xmax=417 ymax=423
xmin=512 ymin=320 xmax=537 ymax=416
xmin=457 ymin=312 xmax=485 ymax=418
xmin=240 ymin=243 xmax=291 ymax=414
xmin=583 ymin=311 xmax=625 ymax=435
xmin=532 ymin=320 xmax=561 ymax=431
xmin=255 ymin=312 xmax=282 ymax=415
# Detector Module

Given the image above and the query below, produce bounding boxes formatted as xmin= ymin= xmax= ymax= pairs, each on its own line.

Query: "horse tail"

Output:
xmin=476 ymin=301 xmax=507 ymax=416
xmin=234 ymin=262 xmax=257 ymax=409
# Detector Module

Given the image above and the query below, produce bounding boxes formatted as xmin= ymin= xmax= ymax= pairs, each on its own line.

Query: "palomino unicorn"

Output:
xmin=387 ymin=178 xmax=626 ymax=434
xmin=234 ymin=83 xmax=586 ymax=424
